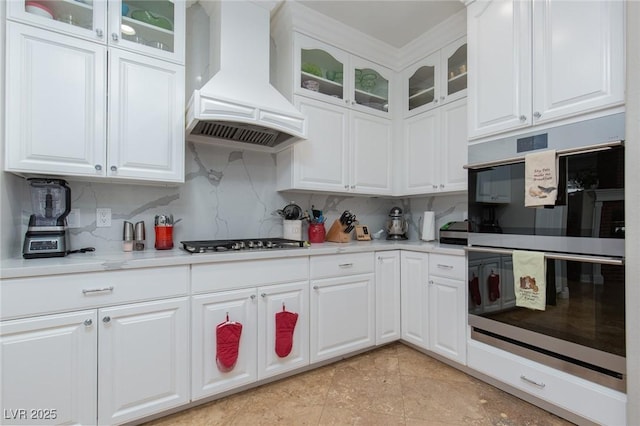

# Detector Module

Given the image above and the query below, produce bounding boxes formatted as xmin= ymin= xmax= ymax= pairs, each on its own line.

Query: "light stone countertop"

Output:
xmin=0 ymin=240 xmax=466 ymax=279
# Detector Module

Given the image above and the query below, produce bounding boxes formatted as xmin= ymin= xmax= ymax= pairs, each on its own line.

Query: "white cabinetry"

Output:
xmin=400 ymin=251 xmax=467 ymax=365
xmin=402 ymin=98 xmax=467 ymax=195
xmin=191 ymin=258 xmax=309 ymax=400
xmin=0 ymin=266 xmax=190 ymax=426
xmin=375 ymin=251 xmax=401 ymax=345
xmin=467 ymin=0 xmax=624 ymax=140
xmin=310 ymin=253 xmax=375 ymax=362
xmin=275 ymin=33 xmax=393 ymax=195
xmin=5 ymin=2 xmax=185 ymax=183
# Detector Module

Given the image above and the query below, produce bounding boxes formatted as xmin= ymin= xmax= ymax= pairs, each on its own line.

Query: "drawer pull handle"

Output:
xmin=437 ymin=264 xmax=454 ymax=269
xmin=82 ymin=286 xmax=114 ymax=295
xmin=338 ymin=263 xmax=353 ymax=268
xmin=520 ymin=375 xmax=545 ymax=388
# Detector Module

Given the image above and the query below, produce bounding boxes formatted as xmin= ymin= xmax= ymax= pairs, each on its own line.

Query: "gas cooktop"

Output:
xmin=180 ymin=238 xmax=307 ymax=254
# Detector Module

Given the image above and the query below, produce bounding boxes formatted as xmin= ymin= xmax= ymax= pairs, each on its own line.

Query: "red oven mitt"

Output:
xmin=488 ymin=271 xmax=500 ymax=302
xmin=469 ymin=274 xmax=481 ymax=306
xmin=275 ymin=308 xmax=298 ymax=358
xmin=216 ymin=318 xmax=243 ymax=372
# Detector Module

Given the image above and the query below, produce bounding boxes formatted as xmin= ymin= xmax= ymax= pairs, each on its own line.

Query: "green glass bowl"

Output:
xmin=131 ymin=10 xmax=173 ymax=31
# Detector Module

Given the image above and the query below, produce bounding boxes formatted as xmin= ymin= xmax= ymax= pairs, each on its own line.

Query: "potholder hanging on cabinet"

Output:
xmin=275 ymin=305 xmax=298 ymax=358
xmin=216 ymin=315 xmax=243 ymax=372
xmin=469 ymin=274 xmax=481 ymax=306
xmin=488 ymin=270 xmax=501 ymax=302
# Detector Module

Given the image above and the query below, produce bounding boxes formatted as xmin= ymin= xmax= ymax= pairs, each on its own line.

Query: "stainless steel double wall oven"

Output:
xmin=465 ymin=113 xmax=626 ymax=391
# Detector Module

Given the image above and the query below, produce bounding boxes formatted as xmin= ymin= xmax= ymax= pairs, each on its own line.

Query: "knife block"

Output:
xmin=325 ymin=219 xmax=352 ymax=243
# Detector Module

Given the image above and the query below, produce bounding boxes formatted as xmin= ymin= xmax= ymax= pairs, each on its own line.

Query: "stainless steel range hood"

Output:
xmin=185 ymin=1 xmax=306 ymax=152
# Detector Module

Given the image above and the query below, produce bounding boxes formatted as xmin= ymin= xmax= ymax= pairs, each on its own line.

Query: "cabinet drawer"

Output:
xmin=0 ymin=266 xmax=189 ymax=320
xmin=191 ymin=257 xmax=309 ymax=293
xmin=310 ymin=253 xmax=374 ymax=279
xmin=428 ymin=254 xmax=465 ymax=280
xmin=467 ymin=341 xmax=626 ymax=425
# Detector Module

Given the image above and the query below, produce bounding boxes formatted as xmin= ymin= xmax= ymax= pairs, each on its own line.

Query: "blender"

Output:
xmin=22 ymin=178 xmax=71 ymax=259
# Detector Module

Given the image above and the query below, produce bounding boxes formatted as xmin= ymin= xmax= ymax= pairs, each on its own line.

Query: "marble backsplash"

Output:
xmin=9 ymin=142 xmax=467 ymax=257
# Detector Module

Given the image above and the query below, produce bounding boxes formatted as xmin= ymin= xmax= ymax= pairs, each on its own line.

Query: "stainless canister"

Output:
xmin=134 ymin=221 xmax=146 ymax=251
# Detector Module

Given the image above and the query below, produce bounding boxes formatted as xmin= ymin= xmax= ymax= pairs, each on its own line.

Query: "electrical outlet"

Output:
xmin=96 ymin=208 xmax=111 ymax=227
xmin=67 ymin=209 xmax=81 ymax=228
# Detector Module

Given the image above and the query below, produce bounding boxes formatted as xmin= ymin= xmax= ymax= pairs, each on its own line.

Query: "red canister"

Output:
xmin=154 ymin=214 xmax=174 ymax=250
xmin=308 ymin=223 xmax=326 ymax=243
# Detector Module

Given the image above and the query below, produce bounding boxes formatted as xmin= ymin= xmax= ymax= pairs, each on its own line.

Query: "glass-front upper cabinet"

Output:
xmin=295 ymin=33 xmax=391 ymax=117
xmin=404 ymin=36 xmax=467 ymax=117
xmin=352 ymin=56 xmax=390 ymax=115
xmin=7 ymin=0 xmax=185 ymax=64
xmin=441 ymin=37 xmax=467 ymax=104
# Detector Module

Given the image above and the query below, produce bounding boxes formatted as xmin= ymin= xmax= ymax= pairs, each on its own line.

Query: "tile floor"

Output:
xmin=143 ymin=343 xmax=574 ymax=425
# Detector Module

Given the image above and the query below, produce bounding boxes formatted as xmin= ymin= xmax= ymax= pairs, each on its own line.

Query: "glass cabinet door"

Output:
xmin=113 ymin=0 xmax=182 ymax=61
xmin=300 ymin=48 xmax=345 ymax=99
xmin=9 ymin=0 xmax=108 ymax=41
xmin=408 ymin=62 xmax=437 ymax=112
xmin=444 ymin=40 xmax=467 ymax=99
xmin=353 ymin=67 xmax=389 ymax=113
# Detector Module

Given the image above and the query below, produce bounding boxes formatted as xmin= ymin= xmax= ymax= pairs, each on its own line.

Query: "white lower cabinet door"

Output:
xmin=310 ymin=274 xmax=375 ymax=363
xmin=0 ymin=311 xmax=97 ymax=426
xmin=375 ymin=251 xmax=401 ymax=345
xmin=428 ymin=275 xmax=466 ymax=364
xmin=400 ymin=252 xmax=429 ymax=349
xmin=191 ymin=289 xmax=257 ymax=400
xmin=98 ymin=298 xmax=189 ymax=425
xmin=257 ymin=281 xmax=309 ymax=380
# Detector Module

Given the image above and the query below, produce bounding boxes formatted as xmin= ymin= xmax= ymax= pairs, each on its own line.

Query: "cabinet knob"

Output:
xmin=432 ymin=185 xmax=438 ymax=189
xmin=345 ymin=99 xmax=349 ymax=105
xmin=519 ymin=115 xmax=527 ymax=122
xmin=428 ymin=280 xmax=434 ymax=285
xmin=84 ymin=319 xmax=93 ymax=327
xmin=313 ymin=285 xmax=319 ymax=290
xmin=95 ymin=29 xmax=103 ymax=38
xmin=344 ymin=185 xmax=349 ymax=189
xmin=434 ymin=99 xmax=439 ymax=104
xmin=261 ymin=293 xmax=267 ymax=298
xmin=112 ymin=33 xmax=119 ymax=41
xmin=95 ymin=164 xmax=102 ymax=171
xmin=440 ymin=96 xmax=445 ymax=101
xmin=351 ymin=101 xmax=356 ymax=106
xmin=439 ymin=184 xmax=445 ymax=188
xmin=533 ymin=111 xmax=542 ymax=119
xmin=250 ymin=294 xmax=256 ymax=300
xmin=350 ymin=185 xmax=355 ymax=189
xmin=110 ymin=165 xmax=117 ymax=172
xmin=102 ymin=316 xmax=111 ymax=323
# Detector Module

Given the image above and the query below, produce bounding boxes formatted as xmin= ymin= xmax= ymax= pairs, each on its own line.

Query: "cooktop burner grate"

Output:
xmin=180 ymin=238 xmax=306 ymax=254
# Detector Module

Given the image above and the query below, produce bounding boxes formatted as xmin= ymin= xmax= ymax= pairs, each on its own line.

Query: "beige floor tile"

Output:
xmin=141 ymin=342 xmax=575 ymax=426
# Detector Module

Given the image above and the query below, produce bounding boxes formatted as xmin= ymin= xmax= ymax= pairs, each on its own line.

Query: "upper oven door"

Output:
xmin=467 ymin=144 xmax=624 ymax=257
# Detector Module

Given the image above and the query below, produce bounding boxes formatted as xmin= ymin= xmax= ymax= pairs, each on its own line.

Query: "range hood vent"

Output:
xmin=192 ymin=121 xmax=282 ymax=147
xmin=186 ymin=1 xmax=306 ymax=153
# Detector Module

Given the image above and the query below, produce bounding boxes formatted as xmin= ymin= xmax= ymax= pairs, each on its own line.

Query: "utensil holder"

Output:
xmin=308 ymin=223 xmax=326 ymax=243
xmin=325 ymin=220 xmax=352 ymax=243
xmin=283 ymin=220 xmax=302 ymax=240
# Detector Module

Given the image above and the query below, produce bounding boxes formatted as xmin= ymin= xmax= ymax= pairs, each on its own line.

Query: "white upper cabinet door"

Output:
xmin=5 ymin=23 xmax=107 ymax=176
xmin=350 ymin=55 xmax=392 ymax=117
xmin=280 ymin=96 xmax=349 ymax=192
xmin=403 ymin=109 xmax=440 ymax=194
xmin=350 ymin=112 xmax=393 ymax=194
xmin=467 ymin=0 xmax=532 ymax=139
xmin=108 ymin=49 xmax=185 ymax=183
xmin=439 ymin=98 xmax=468 ymax=193
xmin=0 ymin=311 xmax=97 ymax=426
xmin=531 ymin=0 xmax=624 ymax=124
xmin=98 ymin=298 xmax=189 ymax=425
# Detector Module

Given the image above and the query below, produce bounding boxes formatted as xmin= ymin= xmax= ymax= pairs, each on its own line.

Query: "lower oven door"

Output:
xmin=466 ymin=246 xmax=625 ymax=391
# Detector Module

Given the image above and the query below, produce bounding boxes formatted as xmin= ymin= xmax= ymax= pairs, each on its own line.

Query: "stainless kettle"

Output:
xmin=385 ymin=207 xmax=408 ymax=240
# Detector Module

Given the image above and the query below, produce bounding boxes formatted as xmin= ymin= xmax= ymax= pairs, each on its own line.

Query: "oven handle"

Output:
xmin=463 ymin=140 xmax=623 ymax=170
xmin=464 ymin=246 xmax=624 ymax=266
